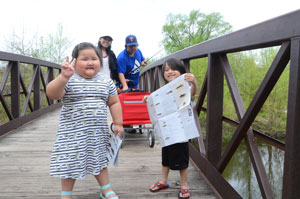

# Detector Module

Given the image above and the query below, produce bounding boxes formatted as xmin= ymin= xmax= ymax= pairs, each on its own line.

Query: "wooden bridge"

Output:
xmin=0 ymin=109 xmax=216 ymax=198
xmin=1 ymin=9 xmax=300 ymax=199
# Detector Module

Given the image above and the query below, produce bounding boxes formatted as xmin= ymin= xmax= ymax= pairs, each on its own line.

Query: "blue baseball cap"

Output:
xmin=125 ymin=35 xmax=138 ymax=46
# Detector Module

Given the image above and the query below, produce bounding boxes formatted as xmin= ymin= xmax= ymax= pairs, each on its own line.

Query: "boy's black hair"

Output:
xmin=162 ymin=58 xmax=186 ymax=82
xmin=71 ymin=42 xmax=103 ymax=66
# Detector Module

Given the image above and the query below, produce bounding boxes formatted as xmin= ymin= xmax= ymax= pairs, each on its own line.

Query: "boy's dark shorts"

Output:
xmin=162 ymin=142 xmax=189 ymax=170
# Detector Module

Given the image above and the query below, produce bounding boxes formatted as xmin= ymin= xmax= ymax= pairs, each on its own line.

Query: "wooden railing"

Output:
xmin=0 ymin=51 xmax=61 ymax=136
xmin=139 ymin=9 xmax=300 ymax=199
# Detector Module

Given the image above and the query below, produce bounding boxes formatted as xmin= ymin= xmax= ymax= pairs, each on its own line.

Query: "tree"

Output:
xmin=162 ymin=10 xmax=232 ymax=54
xmin=258 ymin=47 xmax=288 ymax=137
xmin=44 ymin=23 xmax=72 ymax=64
xmin=4 ymin=23 xmax=72 ymax=64
xmin=4 ymin=27 xmax=40 ymax=57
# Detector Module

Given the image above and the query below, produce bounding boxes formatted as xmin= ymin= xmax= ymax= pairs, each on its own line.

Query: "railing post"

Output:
xmin=34 ymin=64 xmax=41 ymax=110
xmin=282 ymin=37 xmax=300 ymax=198
xmin=11 ymin=61 xmax=20 ymax=119
xmin=47 ymin=67 xmax=54 ymax=105
xmin=206 ymin=54 xmax=224 ymax=166
xmin=183 ymin=59 xmax=190 ymax=72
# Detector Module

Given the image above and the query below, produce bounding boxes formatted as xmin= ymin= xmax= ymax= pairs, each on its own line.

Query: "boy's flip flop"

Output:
xmin=178 ymin=188 xmax=190 ymax=199
xmin=149 ymin=181 xmax=169 ymax=192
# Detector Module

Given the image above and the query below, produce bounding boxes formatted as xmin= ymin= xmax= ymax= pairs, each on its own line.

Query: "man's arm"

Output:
xmin=118 ymin=73 xmax=128 ymax=90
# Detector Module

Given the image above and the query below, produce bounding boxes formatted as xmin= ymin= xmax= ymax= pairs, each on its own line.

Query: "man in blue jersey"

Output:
xmin=117 ymin=35 xmax=147 ymax=90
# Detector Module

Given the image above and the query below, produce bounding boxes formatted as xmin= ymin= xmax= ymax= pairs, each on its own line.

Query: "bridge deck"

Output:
xmin=0 ymin=109 xmax=216 ymax=199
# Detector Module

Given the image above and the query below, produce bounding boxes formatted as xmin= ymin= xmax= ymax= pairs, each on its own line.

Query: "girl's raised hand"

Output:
xmin=61 ymin=56 xmax=75 ymax=78
xmin=184 ymin=73 xmax=197 ymax=86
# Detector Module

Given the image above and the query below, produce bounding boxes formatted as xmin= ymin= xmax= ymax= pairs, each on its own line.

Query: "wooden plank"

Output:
xmin=0 ymin=109 xmax=216 ymax=199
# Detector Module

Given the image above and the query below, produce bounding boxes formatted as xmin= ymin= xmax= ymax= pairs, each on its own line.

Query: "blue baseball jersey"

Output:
xmin=117 ymin=48 xmax=145 ymax=88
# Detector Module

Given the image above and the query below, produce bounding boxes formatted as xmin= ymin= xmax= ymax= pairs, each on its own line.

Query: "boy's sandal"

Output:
xmin=100 ymin=184 xmax=119 ymax=199
xmin=149 ymin=181 xmax=170 ymax=192
xmin=178 ymin=188 xmax=190 ymax=199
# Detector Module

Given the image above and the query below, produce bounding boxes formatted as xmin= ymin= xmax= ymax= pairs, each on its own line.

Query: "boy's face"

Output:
xmin=163 ymin=63 xmax=181 ymax=82
xmin=75 ymin=48 xmax=101 ymax=79
xmin=126 ymin=45 xmax=138 ymax=56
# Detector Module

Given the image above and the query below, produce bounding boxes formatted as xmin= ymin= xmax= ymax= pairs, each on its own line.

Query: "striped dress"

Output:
xmin=50 ymin=72 xmax=117 ymax=179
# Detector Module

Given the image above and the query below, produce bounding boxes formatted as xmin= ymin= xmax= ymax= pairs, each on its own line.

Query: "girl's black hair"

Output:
xmin=162 ymin=58 xmax=186 ymax=82
xmin=71 ymin=42 xmax=103 ymax=66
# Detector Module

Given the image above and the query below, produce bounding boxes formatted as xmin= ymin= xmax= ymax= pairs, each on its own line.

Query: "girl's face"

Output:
xmin=163 ymin=63 xmax=181 ymax=82
xmin=100 ymin=37 xmax=112 ymax=49
xmin=75 ymin=48 xmax=101 ymax=78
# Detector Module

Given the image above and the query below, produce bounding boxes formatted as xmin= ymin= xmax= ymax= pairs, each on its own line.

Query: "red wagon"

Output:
xmin=111 ymin=89 xmax=155 ymax=147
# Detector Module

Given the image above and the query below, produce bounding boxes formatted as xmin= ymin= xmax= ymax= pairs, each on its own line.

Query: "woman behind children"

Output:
xmin=46 ymin=42 xmax=123 ymax=199
xmin=148 ymin=58 xmax=197 ymax=199
xmin=97 ymin=35 xmax=119 ymax=84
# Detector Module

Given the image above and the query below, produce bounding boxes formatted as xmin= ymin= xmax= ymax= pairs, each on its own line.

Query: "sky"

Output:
xmin=0 ymin=0 xmax=299 ymax=61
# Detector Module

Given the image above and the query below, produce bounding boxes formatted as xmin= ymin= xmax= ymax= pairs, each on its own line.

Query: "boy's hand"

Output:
xmin=143 ymin=95 xmax=149 ymax=103
xmin=61 ymin=56 xmax=75 ymax=79
xmin=141 ymin=60 xmax=147 ymax=66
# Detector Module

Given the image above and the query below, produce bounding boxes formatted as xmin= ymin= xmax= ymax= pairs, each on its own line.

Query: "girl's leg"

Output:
xmin=95 ymin=167 xmax=118 ymax=198
xmin=61 ymin=178 xmax=76 ymax=199
xmin=179 ymin=168 xmax=190 ymax=198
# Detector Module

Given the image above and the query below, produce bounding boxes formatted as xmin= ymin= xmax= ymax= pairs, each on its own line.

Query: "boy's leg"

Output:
xmin=161 ymin=165 xmax=170 ymax=184
xmin=149 ymin=165 xmax=170 ymax=191
xmin=95 ymin=167 xmax=118 ymax=198
xmin=179 ymin=168 xmax=190 ymax=198
xmin=179 ymin=168 xmax=188 ymax=188
xmin=61 ymin=178 xmax=76 ymax=199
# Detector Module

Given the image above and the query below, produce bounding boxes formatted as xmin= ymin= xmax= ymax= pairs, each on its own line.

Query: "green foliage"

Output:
xmin=255 ymin=48 xmax=288 ymax=138
xmin=189 ymin=47 xmax=288 ymax=140
xmin=162 ymin=10 xmax=232 ymax=54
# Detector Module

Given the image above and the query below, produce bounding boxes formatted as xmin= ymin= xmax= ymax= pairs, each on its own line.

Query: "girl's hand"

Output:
xmin=114 ymin=124 xmax=123 ymax=138
xmin=184 ymin=73 xmax=197 ymax=86
xmin=61 ymin=56 xmax=75 ymax=79
xmin=185 ymin=73 xmax=197 ymax=98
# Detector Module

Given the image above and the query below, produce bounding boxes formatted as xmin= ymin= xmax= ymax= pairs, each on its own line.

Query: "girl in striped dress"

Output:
xmin=46 ymin=42 xmax=123 ymax=199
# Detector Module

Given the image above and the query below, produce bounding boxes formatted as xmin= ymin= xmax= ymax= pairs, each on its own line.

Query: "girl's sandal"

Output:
xmin=100 ymin=184 xmax=119 ymax=199
xmin=61 ymin=191 xmax=72 ymax=199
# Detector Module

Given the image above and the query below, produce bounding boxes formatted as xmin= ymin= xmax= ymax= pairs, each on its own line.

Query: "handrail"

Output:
xmin=139 ymin=9 xmax=300 ymax=198
xmin=0 ymin=51 xmax=61 ymax=136
xmin=0 ymin=51 xmax=60 ymax=68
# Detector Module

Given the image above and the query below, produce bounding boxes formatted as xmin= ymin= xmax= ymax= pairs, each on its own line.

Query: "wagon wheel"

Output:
xmin=148 ymin=130 xmax=155 ymax=148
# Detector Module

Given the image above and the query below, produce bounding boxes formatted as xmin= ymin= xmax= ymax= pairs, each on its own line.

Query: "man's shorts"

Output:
xmin=162 ymin=142 xmax=189 ymax=170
